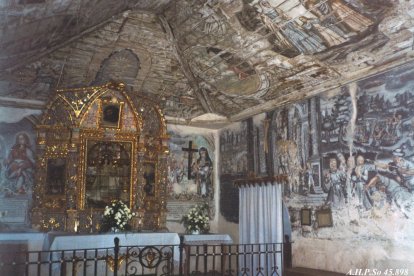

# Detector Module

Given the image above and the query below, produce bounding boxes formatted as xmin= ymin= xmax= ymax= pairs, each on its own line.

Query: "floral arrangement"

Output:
xmin=101 ymin=200 xmax=135 ymax=232
xmin=181 ymin=204 xmax=210 ymax=234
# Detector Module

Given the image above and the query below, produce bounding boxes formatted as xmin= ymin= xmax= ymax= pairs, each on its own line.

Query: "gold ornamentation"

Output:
xmin=42 ymin=217 xmax=60 ymax=230
xmin=33 ymin=82 xmax=168 ymax=232
xmin=44 ymin=199 xmax=64 ymax=209
xmin=58 ymin=89 xmax=102 ymax=118
xmin=106 ymin=254 xmax=126 ymax=271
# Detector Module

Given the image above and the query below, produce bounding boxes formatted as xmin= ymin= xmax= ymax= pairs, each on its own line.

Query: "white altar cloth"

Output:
xmin=47 ymin=232 xmax=180 ymax=276
xmin=48 ymin=232 xmax=180 ymax=251
xmin=182 ymin=234 xmax=233 ymax=275
xmin=183 ymin=233 xmax=233 ymax=245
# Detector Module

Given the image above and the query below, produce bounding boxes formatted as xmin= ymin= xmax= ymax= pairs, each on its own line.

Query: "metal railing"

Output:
xmin=0 ymin=236 xmax=291 ymax=276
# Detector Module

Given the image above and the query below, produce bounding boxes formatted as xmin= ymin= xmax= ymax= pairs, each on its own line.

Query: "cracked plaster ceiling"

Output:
xmin=1 ymin=0 xmax=414 ymax=127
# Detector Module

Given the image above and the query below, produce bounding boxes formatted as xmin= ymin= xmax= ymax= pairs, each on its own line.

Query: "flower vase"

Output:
xmin=191 ymin=230 xmax=200 ymax=235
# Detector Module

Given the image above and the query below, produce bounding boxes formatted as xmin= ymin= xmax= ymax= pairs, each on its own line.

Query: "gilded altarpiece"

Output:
xmin=31 ymin=82 xmax=169 ymax=233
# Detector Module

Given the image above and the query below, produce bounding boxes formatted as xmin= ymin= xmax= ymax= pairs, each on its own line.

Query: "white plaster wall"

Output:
xmin=293 ymin=237 xmax=414 ymax=274
xmin=217 ymin=213 xmax=239 ymax=243
xmin=291 ymin=207 xmax=414 ymax=273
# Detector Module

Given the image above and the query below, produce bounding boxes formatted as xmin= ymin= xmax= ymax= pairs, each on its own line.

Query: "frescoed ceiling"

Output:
xmin=1 ymin=0 xmax=414 ymax=126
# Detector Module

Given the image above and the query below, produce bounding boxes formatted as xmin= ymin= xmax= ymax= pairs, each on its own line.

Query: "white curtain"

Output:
xmin=239 ymin=181 xmax=283 ymax=275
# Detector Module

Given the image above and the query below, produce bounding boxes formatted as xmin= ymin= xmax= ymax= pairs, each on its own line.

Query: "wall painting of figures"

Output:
xmin=267 ymin=62 xmax=414 ymax=271
xmin=0 ymin=118 xmax=36 ymax=230
xmin=166 ymin=128 xmax=215 ymax=222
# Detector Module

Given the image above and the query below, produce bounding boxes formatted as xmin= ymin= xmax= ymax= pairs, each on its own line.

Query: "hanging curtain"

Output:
xmin=239 ymin=180 xmax=283 ymax=275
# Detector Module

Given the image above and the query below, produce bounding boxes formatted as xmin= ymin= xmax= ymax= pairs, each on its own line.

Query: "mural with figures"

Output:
xmin=219 ymin=62 xmax=414 ymax=271
xmin=0 ymin=118 xmax=36 ymax=230
xmin=166 ymin=128 xmax=215 ymax=221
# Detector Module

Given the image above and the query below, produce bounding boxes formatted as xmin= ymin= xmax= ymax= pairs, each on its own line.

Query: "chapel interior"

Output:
xmin=1 ymin=0 xmax=414 ymax=275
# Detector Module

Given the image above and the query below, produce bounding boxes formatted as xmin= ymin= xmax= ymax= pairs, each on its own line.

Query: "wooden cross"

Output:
xmin=182 ymin=141 xmax=198 ymax=180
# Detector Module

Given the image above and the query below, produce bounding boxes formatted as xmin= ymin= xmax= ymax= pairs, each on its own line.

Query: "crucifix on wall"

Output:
xmin=182 ymin=141 xmax=198 ymax=180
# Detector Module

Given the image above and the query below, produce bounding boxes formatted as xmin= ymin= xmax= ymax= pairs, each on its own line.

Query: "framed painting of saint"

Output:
xmin=100 ymin=99 xmax=123 ymax=128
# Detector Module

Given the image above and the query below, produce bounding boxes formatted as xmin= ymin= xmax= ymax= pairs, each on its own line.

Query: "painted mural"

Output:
xmin=166 ymin=128 xmax=215 ymax=221
xmin=219 ymin=61 xmax=414 ymax=271
xmin=219 ymin=121 xmax=248 ymax=223
xmin=0 ymin=118 xmax=36 ymax=230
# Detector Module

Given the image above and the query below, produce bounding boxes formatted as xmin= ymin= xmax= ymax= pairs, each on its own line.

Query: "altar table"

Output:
xmin=183 ymin=233 xmax=232 ymax=245
xmin=48 ymin=232 xmax=180 ymax=251
xmin=46 ymin=232 xmax=180 ymax=276
xmin=182 ymin=234 xmax=233 ymax=275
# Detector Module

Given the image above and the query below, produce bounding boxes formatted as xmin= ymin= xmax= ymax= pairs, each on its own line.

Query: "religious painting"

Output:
xmin=100 ymin=100 xmax=123 ymax=128
xmin=0 ymin=128 xmax=35 ymax=197
xmin=143 ymin=162 xmax=156 ymax=196
xmin=166 ymin=128 xmax=215 ymax=221
xmin=315 ymin=208 xmax=333 ymax=228
xmin=46 ymin=158 xmax=66 ymax=195
xmin=255 ymin=62 xmax=414 ymax=270
xmin=0 ymin=118 xmax=36 ymax=230
xmin=85 ymin=140 xmax=131 ymax=208
xmin=300 ymin=208 xmax=312 ymax=226
xmin=235 ymin=0 xmax=387 ymax=59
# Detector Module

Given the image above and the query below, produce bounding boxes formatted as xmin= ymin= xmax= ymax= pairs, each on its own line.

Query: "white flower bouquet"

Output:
xmin=101 ymin=200 xmax=135 ymax=232
xmin=181 ymin=204 xmax=210 ymax=234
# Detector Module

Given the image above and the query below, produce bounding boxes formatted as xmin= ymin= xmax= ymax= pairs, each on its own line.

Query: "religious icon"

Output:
xmin=85 ymin=140 xmax=131 ymax=208
xmin=192 ymin=147 xmax=213 ymax=198
xmin=100 ymin=100 xmax=123 ymax=128
xmin=3 ymin=132 xmax=35 ymax=195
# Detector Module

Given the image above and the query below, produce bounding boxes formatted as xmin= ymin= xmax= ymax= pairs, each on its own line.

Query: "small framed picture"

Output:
xmin=100 ymin=100 xmax=123 ymax=128
xmin=316 ymin=208 xmax=333 ymax=228
xmin=300 ymin=208 xmax=312 ymax=226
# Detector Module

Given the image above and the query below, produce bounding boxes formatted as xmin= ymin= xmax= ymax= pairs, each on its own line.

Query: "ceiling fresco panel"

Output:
xmin=1 ymin=0 xmax=414 ymax=123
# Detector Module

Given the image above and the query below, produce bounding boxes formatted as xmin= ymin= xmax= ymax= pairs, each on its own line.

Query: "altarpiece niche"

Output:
xmin=31 ymin=82 xmax=169 ymax=233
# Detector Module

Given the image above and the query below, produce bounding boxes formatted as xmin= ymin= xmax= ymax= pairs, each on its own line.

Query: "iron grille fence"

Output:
xmin=0 ymin=236 xmax=291 ymax=276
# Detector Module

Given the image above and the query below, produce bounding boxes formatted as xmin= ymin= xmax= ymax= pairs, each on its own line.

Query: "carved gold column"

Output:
xmin=66 ymin=209 xmax=78 ymax=233
xmin=132 ymin=147 xmax=146 ymax=231
xmin=31 ymin=127 xmax=47 ymax=230
xmin=157 ymin=136 xmax=169 ymax=230
xmin=65 ymin=128 xmax=80 ymax=231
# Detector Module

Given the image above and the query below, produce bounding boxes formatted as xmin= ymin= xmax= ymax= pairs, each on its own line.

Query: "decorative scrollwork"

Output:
xmin=138 ymin=246 xmax=162 ymax=268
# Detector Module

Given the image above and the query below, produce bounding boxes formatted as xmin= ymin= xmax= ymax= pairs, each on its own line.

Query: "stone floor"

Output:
xmin=286 ymin=267 xmax=345 ymax=276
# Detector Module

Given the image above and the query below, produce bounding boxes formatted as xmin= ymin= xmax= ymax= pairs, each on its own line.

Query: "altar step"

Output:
xmin=286 ymin=267 xmax=345 ymax=276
